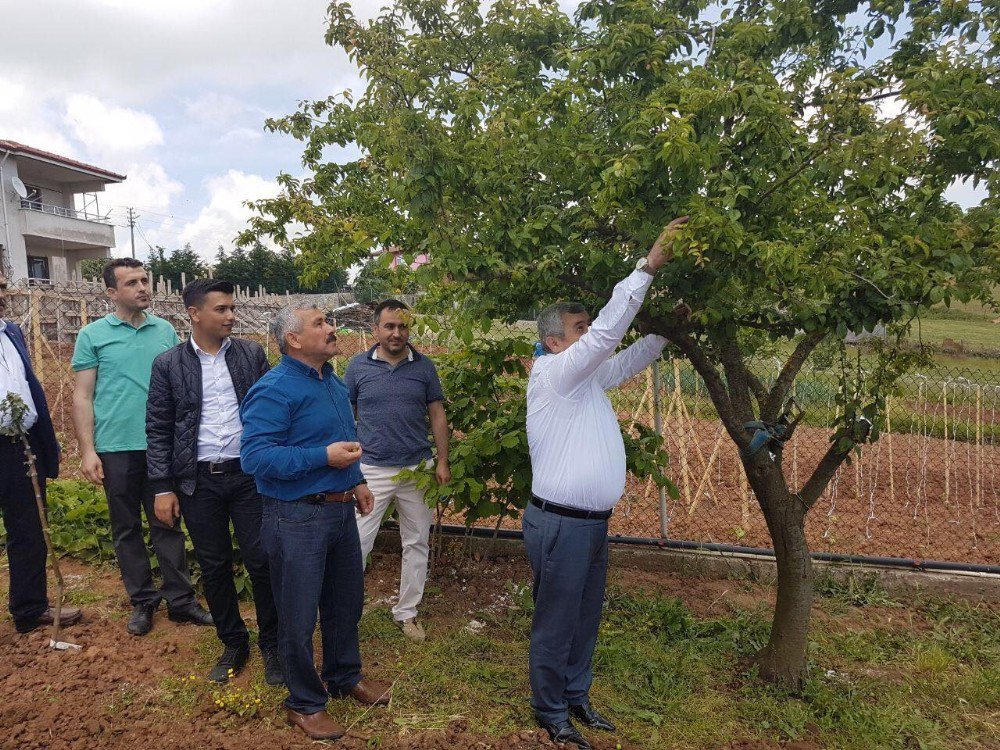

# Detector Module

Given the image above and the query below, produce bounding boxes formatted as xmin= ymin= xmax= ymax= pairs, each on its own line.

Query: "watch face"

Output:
xmin=636 ymin=258 xmax=648 ymax=271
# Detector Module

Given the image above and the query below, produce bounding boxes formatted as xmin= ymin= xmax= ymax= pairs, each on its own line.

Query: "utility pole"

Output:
xmin=125 ymin=207 xmax=139 ymax=259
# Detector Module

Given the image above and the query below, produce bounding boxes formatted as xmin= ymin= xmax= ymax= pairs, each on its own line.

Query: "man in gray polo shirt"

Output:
xmin=345 ymin=299 xmax=450 ymax=642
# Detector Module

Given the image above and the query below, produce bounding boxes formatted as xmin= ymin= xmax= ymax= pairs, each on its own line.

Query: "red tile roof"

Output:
xmin=0 ymin=139 xmax=126 ymax=181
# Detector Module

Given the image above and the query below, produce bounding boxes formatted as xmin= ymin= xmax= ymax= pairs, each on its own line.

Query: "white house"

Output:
xmin=0 ymin=140 xmax=125 ymax=283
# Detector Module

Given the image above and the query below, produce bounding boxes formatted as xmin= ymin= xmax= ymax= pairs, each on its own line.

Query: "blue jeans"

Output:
xmin=262 ymin=497 xmax=364 ymax=714
xmin=522 ymin=501 xmax=609 ymax=724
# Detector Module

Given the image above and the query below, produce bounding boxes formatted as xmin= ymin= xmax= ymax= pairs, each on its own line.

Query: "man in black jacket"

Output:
xmin=0 ymin=274 xmax=82 ymax=634
xmin=146 ymin=279 xmax=281 ymax=685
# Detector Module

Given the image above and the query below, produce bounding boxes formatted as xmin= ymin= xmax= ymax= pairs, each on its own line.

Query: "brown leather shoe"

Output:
xmin=348 ymin=678 xmax=391 ymax=706
xmin=285 ymin=708 xmax=345 ymax=740
xmin=15 ymin=606 xmax=83 ymax=634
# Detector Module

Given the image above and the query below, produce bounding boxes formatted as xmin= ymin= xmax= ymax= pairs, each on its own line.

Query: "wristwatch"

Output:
xmin=636 ymin=257 xmax=654 ymax=275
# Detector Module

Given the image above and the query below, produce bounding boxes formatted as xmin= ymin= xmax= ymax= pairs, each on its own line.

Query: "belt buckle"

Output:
xmin=209 ymin=461 xmax=224 ymax=475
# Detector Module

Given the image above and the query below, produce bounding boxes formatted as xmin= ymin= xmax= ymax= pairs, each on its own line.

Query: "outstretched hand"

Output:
xmin=647 ymin=216 xmax=689 ymax=271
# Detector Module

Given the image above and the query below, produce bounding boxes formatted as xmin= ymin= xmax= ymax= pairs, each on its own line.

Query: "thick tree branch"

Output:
xmin=716 ymin=335 xmax=757 ymax=424
xmin=798 ymin=442 xmax=850 ymax=509
xmin=762 ymin=331 xmax=827 ymax=422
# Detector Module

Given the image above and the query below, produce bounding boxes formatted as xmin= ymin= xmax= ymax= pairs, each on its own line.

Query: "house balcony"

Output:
xmin=20 ymin=200 xmax=116 ymax=250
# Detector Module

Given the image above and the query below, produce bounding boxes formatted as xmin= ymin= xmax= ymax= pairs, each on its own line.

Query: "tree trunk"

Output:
xmin=748 ymin=460 xmax=813 ymax=688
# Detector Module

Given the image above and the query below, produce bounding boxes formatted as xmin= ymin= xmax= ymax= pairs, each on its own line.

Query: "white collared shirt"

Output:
xmin=0 ymin=321 xmax=38 ymax=432
xmin=190 ymin=336 xmax=242 ymax=462
xmin=371 ymin=345 xmax=414 ymax=363
xmin=527 ymin=270 xmax=667 ymax=511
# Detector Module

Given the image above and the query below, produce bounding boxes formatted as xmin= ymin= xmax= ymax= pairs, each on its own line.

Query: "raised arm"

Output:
xmin=545 ymin=216 xmax=687 ymax=396
xmin=546 ymin=272 xmax=654 ymax=395
xmin=597 ymin=335 xmax=668 ymax=391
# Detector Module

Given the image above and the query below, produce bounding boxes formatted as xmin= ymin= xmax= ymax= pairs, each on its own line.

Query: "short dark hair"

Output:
xmin=103 ymin=257 xmax=145 ymax=288
xmin=182 ymin=278 xmax=235 ymax=309
xmin=373 ymin=298 xmax=409 ymax=325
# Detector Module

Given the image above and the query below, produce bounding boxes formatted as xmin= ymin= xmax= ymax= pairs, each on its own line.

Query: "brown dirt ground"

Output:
xmin=0 ymin=553 xmax=833 ymax=750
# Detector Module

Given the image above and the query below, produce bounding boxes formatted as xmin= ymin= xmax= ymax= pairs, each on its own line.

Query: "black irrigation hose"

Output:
xmin=436 ymin=523 xmax=1000 ymax=576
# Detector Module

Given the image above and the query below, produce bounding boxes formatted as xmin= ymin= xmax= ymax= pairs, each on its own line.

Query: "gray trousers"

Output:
xmin=522 ymin=501 xmax=609 ymax=724
xmin=100 ymin=450 xmax=195 ymax=609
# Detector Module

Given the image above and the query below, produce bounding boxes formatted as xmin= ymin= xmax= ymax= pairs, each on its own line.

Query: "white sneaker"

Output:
xmin=398 ymin=617 xmax=426 ymax=642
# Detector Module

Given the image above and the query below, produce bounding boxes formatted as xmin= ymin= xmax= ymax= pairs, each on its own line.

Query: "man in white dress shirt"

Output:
xmin=524 ymin=216 xmax=688 ymax=749
xmin=146 ymin=279 xmax=281 ymax=685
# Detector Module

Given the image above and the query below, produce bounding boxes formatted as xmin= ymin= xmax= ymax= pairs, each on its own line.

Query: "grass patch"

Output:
xmin=814 ymin=570 xmax=899 ymax=609
xmin=353 ymin=585 xmax=997 ymax=749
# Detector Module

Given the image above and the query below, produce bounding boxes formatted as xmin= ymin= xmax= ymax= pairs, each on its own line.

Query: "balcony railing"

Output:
xmin=20 ymin=199 xmax=111 ymax=224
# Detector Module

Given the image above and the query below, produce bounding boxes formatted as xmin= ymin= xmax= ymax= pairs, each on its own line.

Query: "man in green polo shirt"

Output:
xmin=72 ymin=258 xmax=211 ymax=636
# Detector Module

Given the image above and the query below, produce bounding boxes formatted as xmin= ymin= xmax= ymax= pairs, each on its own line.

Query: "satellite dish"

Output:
xmin=10 ymin=177 xmax=27 ymax=199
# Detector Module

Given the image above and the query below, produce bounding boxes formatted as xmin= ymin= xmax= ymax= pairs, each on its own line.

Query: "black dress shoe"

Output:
xmin=127 ymin=602 xmax=158 ymax=636
xmin=261 ymin=646 xmax=284 ymax=686
xmin=207 ymin=644 xmax=250 ymax=683
xmin=167 ymin=602 xmax=214 ymax=626
xmin=570 ymin=702 xmax=617 ymax=732
xmin=534 ymin=716 xmax=592 ymax=749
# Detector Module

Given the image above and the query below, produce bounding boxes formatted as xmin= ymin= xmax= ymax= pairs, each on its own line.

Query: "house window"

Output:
xmin=27 ymin=255 xmax=50 ymax=280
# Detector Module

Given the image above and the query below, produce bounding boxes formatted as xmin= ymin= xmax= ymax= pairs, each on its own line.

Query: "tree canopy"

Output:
xmin=245 ymin=0 xmax=999 ymax=684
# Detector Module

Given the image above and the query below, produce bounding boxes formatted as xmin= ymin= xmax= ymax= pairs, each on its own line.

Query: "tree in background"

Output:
xmin=216 ymin=243 xmax=347 ymax=293
xmin=79 ymin=258 xmax=106 ymax=281
xmin=244 ymin=0 xmax=999 ymax=685
xmin=351 ymin=257 xmax=419 ymax=303
xmin=147 ymin=245 xmax=208 ymax=290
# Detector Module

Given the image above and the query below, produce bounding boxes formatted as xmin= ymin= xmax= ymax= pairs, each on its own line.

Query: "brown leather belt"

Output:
xmin=302 ymin=490 xmax=355 ymax=504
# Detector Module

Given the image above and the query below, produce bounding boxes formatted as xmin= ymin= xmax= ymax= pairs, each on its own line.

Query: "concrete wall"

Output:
xmin=0 ymin=156 xmax=30 ymax=280
xmin=0 ymin=155 xmax=114 ymax=282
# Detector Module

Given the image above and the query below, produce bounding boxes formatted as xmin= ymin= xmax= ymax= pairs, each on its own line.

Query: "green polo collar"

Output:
xmin=105 ymin=312 xmax=154 ymax=330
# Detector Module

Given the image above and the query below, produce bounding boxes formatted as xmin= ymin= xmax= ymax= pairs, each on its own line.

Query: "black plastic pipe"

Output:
xmin=436 ymin=523 xmax=1000 ymax=576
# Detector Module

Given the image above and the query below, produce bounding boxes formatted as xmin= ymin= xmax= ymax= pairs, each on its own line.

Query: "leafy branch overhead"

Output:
xmin=245 ymin=0 xmax=999 ymax=685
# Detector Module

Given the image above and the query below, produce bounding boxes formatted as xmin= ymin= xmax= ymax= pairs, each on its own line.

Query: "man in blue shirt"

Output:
xmin=241 ymin=301 xmax=390 ymax=741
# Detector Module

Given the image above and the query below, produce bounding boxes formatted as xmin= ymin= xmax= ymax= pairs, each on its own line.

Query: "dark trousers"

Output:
xmin=0 ymin=438 xmax=48 ymax=625
xmin=99 ymin=450 xmax=194 ymax=609
xmin=261 ymin=497 xmax=364 ymax=714
xmin=522 ymin=501 xmax=610 ymax=724
xmin=179 ymin=470 xmax=278 ymax=650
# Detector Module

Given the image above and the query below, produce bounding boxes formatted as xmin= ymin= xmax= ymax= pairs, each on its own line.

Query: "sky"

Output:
xmin=0 ymin=0 xmax=985 ymax=263
xmin=0 ymin=0 xmax=379 ymax=260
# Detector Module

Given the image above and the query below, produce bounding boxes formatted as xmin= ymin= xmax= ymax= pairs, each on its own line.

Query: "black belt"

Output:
xmin=531 ymin=496 xmax=612 ymax=520
xmin=197 ymin=458 xmax=242 ymax=475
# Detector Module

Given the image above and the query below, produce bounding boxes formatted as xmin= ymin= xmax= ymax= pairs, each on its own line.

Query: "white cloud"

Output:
xmin=219 ymin=127 xmax=264 ymax=143
xmin=105 ymin=162 xmax=184 ymax=214
xmin=64 ymin=94 xmax=164 ymax=161
xmin=0 ymin=79 xmax=78 ymax=156
xmin=178 ymin=170 xmax=280 ymax=257
xmin=184 ymin=92 xmax=264 ymax=128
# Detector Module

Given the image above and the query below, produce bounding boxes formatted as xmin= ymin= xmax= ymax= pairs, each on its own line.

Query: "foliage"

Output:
xmin=397 ymin=321 xmax=674 ymax=525
xmin=352 ymin=256 xmax=419 ymax=303
xmin=215 ymin=242 xmax=347 ymax=293
xmin=244 ymin=0 xmax=1000 ymax=682
xmin=79 ymin=257 xmax=106 ymax=281
xmin=2 ymin=480 xmax=254 ymax=600
xmin=814 ymin=570 xmax=899 ymax=608
xmin=147 ymin=245 xmax=208 ymax=290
